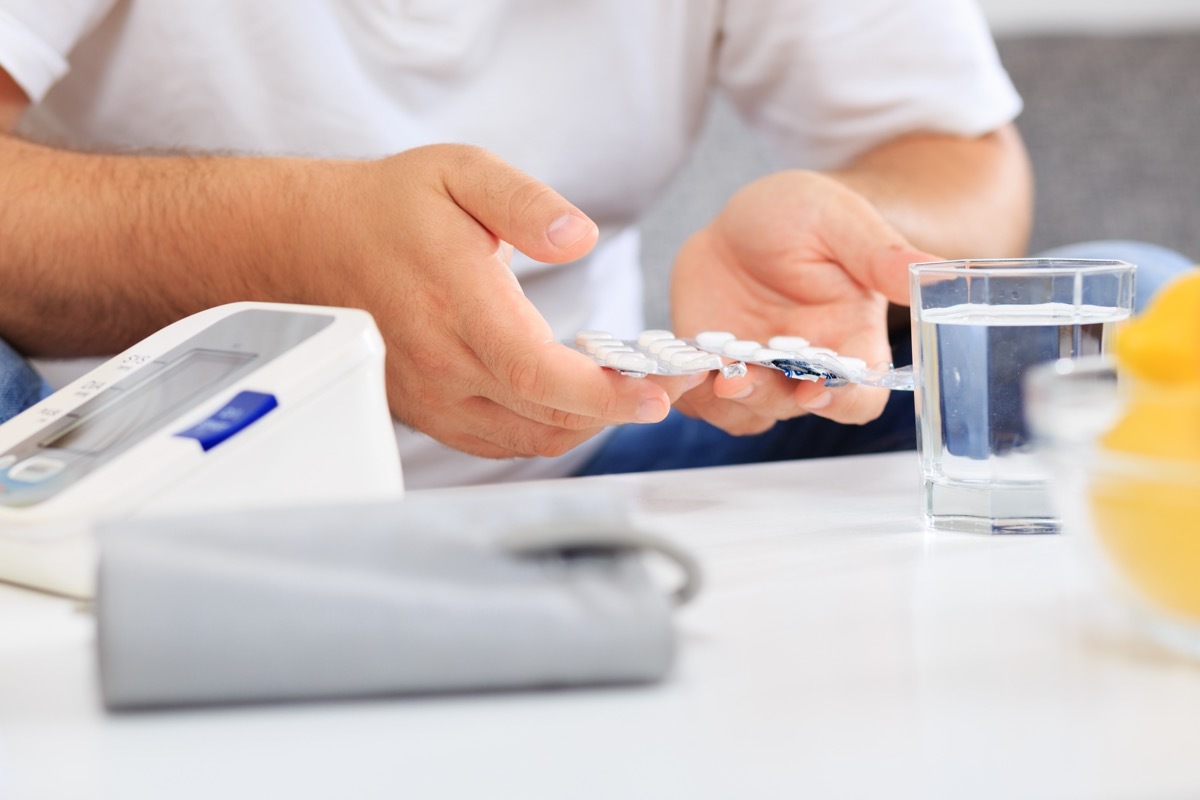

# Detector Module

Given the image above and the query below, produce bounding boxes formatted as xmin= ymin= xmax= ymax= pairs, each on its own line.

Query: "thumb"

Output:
xmin=439 ymin=145 xmax=599 ymax=264
xmin=859 ymin=243 xmax=943 ymax=307
xmin=826 ymin=206 xmax=942 ymax=306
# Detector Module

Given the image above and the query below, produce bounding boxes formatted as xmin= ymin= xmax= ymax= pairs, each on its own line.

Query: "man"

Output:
xmin=0 ymin=1 xmax=1031 ymax=487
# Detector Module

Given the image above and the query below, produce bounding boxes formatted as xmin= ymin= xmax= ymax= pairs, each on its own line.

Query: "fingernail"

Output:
xmin=637 ymin=397 xmax=668 ymax=423
xmin=547 ymin=213 xmax=594 ymax=249
xmin=684 ymin=373 xmax=707 ymax=391
xmin=803 ymin=391 xmax=832 ymax=410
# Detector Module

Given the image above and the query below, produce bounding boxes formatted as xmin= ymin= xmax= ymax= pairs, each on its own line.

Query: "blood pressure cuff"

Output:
xmin=94 ymin=486 xmax=701 ymax=710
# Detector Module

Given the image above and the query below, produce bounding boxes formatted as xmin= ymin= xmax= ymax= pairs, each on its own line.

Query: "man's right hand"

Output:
xmin=318 ymin=144 xmax=674 ymax=459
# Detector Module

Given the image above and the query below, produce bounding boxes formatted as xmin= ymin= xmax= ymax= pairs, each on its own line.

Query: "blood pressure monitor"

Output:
xmin=0 ymin=302 xmax=404 ymax=598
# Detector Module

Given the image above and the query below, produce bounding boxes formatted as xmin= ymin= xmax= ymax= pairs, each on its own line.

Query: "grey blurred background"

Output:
xmin=639 ymin=33 xmax=1200 ymax=329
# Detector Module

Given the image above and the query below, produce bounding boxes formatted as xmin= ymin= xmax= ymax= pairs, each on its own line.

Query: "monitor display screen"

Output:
xmin=42 ymin=350 xmax=255 ymax=455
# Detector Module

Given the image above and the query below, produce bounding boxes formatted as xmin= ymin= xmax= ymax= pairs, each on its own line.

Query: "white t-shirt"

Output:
xmin=0 ymin=0 xmax=1021 ymax=488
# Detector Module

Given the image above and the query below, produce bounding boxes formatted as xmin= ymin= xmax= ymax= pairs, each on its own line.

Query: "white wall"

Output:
xmin=978 ymin=0 xmax=1200 ymax=34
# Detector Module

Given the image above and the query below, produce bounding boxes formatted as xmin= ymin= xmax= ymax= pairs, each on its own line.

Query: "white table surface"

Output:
xmin=2 ymin=451 xmax=1199 ymax=800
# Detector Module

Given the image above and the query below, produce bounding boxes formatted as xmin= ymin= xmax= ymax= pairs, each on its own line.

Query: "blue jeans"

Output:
xmin=0 ymin=339 xmax=51 ymax=425
xmin=576 ymin=240 xmax=1195 ymax=476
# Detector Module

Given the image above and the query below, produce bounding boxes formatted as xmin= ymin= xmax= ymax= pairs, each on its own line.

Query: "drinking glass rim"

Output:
xmin=909 ymin=258 xmax=1136 ymax=277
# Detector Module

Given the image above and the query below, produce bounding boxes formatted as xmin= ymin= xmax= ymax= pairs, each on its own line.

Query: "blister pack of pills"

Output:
xmin=571 ymin=329 xmax=914 ymax=390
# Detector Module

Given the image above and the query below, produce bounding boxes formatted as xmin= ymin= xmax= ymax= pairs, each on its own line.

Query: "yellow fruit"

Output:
xmin=1112 ymin=270 xmax=1200 ymax=385
xmin=1091 ymin=472 xmax=1200 ymax=619
xmin=1100 ymin=269 xmax=1200 ymax=460
xmin=1091 ymin=269 xmax=1200 ymax=622
xmin=1099 ymin=387 xmax=1200 ymax=461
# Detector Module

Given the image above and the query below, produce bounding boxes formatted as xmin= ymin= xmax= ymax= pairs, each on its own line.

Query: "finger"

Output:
xmin=819 ymin=201 xmax=940 ymax=305
xmin=459 ymin=289 xmax=673 ymax=426
xmin=705 ymin=371 xmax=889 ymax=428
xmin=459 ymin=395 xmax=610 ymax=458
xmin=708 ymin=365 xmax=807 ymax=418
xmin=709 ymin=361 xmax=890 ymax=427
xmin=486 ymin=361 xmax=698 ymax=432
xmin=793 ymin=382 xmax=891 ymax=426
xmin=425 ymin=394 xmax=611 ymax=459
xmin=437 ymin=145 xmax=599 ymax=264
xmin=393 ymin=370 xmax=610 ymax=458
xmin=402 ymin=326 xmax=666 ymax=435
xmin=488 ymin=339 xmax=672 ymax=425
xmin=645 ymin=372 xmax=701 ymax=404
xmin=674 ymin=384 xmax=778 ymax=437
xmin=489 ymin=366 xmax=669 ymax=431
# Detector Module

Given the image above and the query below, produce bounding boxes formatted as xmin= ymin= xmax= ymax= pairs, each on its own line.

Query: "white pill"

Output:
xmin=591 ymin=343 xmax=633 ymax=357
xmin=722 ymin=340 xmax=762 ymax=358
xmin=648 ymin=338 xmax=688 ymax=355
xmin=606 ymin=353 xmax=654 ymax=372
xmin=668 ymin=348 xmax=705 ymax=367
xmin=685 ymin=354 xmax=724 ymax=371
xmin=835 ymin=356 xmax=868 ymax=373
xmin=799 ymin=346 xmax=837 ymax=357
xmin=576 ymin=330 xmax=615 ymax=346
xmin=695 ymin=330 xmax=736 ymax=349
xmin=655 ymin=345 xmax=691 ymax=363
xmin=768 ymin=335 xmax=810 ymax=351
xmin=636 ymin=329 xmax=676 ymax=347
xmin=751 ymin=348 xmax=792 ymax=363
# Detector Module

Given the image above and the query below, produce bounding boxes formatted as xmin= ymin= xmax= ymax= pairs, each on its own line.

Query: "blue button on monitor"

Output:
xmin=175 ymin=391 xmax=278 ymax=452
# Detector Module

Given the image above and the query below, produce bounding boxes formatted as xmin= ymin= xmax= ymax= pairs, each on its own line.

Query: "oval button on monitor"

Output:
xmin=8 ymin=456 xmax=67 ymax=484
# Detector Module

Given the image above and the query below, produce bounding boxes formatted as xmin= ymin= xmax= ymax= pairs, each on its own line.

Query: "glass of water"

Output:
xmin=909 ymin=258 xmax=1135 ymax=534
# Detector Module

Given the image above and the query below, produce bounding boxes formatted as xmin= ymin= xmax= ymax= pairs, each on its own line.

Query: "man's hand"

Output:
xmin=670 ymin=170 xmax=937 ymax=435
xmin=321 ymin=145 xmax=677 ymax=459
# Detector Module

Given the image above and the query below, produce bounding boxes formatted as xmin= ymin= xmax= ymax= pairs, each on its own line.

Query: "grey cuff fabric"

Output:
xmin=95 ymin=486 xmax=700 ymax=710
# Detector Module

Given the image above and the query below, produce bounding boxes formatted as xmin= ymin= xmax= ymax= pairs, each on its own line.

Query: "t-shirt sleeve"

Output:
xmin=0 ymin=0 xmax=118 ymax=101
xmin=715 ymin=0 xmax=1023 ymax=169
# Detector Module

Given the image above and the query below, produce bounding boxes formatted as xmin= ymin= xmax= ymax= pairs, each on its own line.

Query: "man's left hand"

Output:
xmin=670 ymin=169 xmax=938 ymax=435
